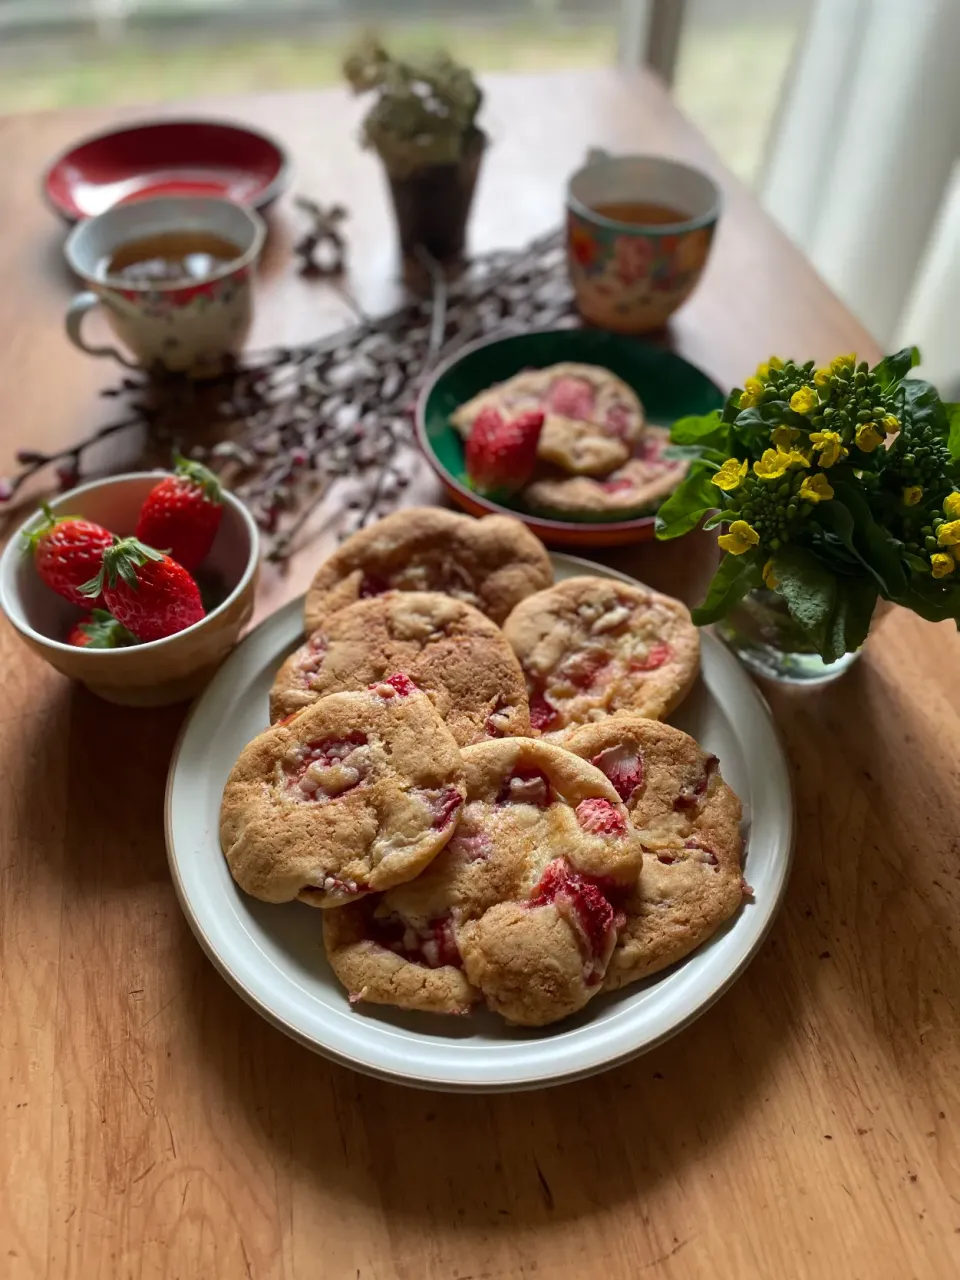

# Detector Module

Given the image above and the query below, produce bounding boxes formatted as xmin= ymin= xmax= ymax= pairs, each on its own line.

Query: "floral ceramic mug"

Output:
xmin=64 ymin=196 xmax=265 ymax=377
xmin=566 ymin=152 xmax=721 ymax=333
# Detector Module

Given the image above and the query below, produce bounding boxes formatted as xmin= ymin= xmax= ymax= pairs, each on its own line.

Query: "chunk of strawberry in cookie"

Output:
xmin=370 ymin=672 xmax=418 ymax=699
xmin=297 ymin=631 xmax=328 ymax=683
xmin=547 ymin=376 xmax=596 ymax=421
xmin=605 ymin=401 xmax=632 ymax=438
xmin=630 ymin=641 xmax=672 ymax=672
xmin=529 ymin=691 xmax=559 ymax=733
xmin=528 ymin=857 xmax=620 ymax=984
xmin=600 ymin=476 xmax=636 ymax=495
xmin=497 ymin=767 xmax=552 ymax=807
xmin=558 ymin=646 xmax=611 ymax=690
xmin=359 ymin=572 xmax=390 ymax=598
xmin=674 ymin=754 xmax=719 ymax=809
xmin=590 ymin=740 xmax=645 ymax=803
xmin=575 ymin=797 xmax=627 ymax=835
xmin=684 ymin=837 xmax=719 ymax=867
xmin=416 ymin=786 xmax=464 ymax=830
xmin=369 ymin=909 xmax=463 ymax=969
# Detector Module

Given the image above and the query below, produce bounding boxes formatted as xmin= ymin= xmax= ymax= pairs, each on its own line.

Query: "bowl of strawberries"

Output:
xmin=0 ymin=460 xmax=259 ymax=706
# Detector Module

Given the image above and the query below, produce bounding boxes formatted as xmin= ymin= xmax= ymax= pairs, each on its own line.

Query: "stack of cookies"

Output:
xmin=220 ymin=507 xmax=747 ymax=1028
xmin=451 ymin=362 xmax=689 ymax=520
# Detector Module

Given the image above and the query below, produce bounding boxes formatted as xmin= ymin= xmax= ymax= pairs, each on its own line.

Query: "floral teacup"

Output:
xmin=64 ymin=196 xmax=265 ymax=377
xmin=566 ymin=152 xmax=720 ymax=333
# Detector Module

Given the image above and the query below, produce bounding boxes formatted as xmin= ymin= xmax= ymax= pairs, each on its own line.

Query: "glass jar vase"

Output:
xmin=716 ymin=588 xmax=867 ymax=684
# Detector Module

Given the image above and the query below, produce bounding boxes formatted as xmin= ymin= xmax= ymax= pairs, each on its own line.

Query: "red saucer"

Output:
xmin=43 ymin=119 xmax=291 ymax=221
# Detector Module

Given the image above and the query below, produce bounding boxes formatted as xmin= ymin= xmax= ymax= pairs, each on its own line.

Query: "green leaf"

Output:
xmin=831 ymin=576 xmax=879 ymax=657
xmin=734 ymin=402 xmax=809 ymax=431
xmin=873 ymin=346 xmax=920 ymax=392
xmin=945 ymin=402 xmax=960 ymax=461
xmin=655 ymin=466 xmax=718 ymax=540
xmin=896 ymin=578 xmax=960 ymax=625
xmin=691 ymin=552 xmax=763 ymax=626
xmin=825 ymin=477 xmax=907 ymax=597
xmin=900 ymin=377 xmax=948 ymax=440
xmin=769 ymin=546 xmax=838 ymax=655
xmin=669 ymin=410 xmax=730 ymax=452
xmin=703 ymin=508 xmax=739 ymax=531
xmin=662 ymin=444 xmax=726 ymax=464
xmin=770 ymin=547 xmax=879 ymax=662
xmin=79 ymin=609 xmax=138 ymax=649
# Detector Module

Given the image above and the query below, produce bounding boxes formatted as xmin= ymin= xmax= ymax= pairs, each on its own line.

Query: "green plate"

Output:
xmin=416 ymin=328 xmax=724 ymax=548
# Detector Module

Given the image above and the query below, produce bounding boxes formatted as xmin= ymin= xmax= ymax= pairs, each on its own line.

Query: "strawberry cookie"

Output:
xmin=220 ymin=675 xmax=465 ymax=908
xmin=451 ymin=362 xmax=645 ymax=477
xmin=324 ymin=738 xmax=645 ymax=1025
xmin=303 ymin=507 xmax=553 ymax=634
xmin=271 ymin=591 xmax=530 ymax=745
xmin=503 ymin=576 xmax=699 ymax=734
xmin=561 ymin=716 xmax=745 ymax=990
xmin=522 ymin=427 xmax=689 ymax=521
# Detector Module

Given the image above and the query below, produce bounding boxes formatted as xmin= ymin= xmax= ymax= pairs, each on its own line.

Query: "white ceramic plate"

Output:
xmin=166 ymin=554 xmax=793 ymax=1092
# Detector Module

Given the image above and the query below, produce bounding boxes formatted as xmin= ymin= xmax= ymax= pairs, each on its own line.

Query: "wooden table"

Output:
xmin=2 ymin=69 xmax=958 ymax=1280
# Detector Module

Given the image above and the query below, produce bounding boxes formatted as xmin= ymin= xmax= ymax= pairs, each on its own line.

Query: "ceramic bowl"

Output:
xmin=0 ymin=472 xmax=259 ymax=707
xmin=416 ymin=327 xmax=724 ymax=548
xmin=566 ymin=153 xmax=721 ymax=333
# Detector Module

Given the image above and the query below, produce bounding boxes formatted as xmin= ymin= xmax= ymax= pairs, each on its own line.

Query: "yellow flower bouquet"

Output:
xmin=656 ymin=350 xmax=960 ymax=664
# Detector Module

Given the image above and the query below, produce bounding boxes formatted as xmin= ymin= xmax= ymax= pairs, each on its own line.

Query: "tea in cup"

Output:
xmin=566 ymin=152 xmax=721 ymax=333
xmin=64 ymin=196 xmax=265 ymax=376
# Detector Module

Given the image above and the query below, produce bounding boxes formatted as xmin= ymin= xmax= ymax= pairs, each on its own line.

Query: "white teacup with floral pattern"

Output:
xmin=64 ymin=196 xmax=265 ymax=377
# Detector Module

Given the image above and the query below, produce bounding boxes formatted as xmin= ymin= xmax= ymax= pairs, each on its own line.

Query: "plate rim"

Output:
xmin=165 ymin=551 xmax=794 ymax=1091
xmin=42 ymin=115 xmax=292 ymax=223
xmin=414 ymin=327 xmax=725 ymax=538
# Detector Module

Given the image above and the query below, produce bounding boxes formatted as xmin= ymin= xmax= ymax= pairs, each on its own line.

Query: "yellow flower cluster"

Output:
xmin=809 ymin=430 xmax=848 ymax=468
xmin=813 ymin=353 xmax=856 ymax=388
xmin=799 ymin=473 xmax=834 ymax=503
xmin=854 ymin=423 xmax=884 ymax=452
xmin=711 ymin=458 xmax=748 ymax=492
xmin=754 ymin=447 xmax=809 ymax=480
xmin=789 ymin=385 xmax=818 ymax=415
xmin=931 ymin=496 xmax=960 ymax=576
xmin=718 ymin=520 xmax=759 ymax=555
xmin=739 ymin=376 xmax=765 ymax=409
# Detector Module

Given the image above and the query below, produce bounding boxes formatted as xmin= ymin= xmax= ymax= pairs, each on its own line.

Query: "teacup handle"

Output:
xmin=65 ymin=292 xmax=138 ymax=369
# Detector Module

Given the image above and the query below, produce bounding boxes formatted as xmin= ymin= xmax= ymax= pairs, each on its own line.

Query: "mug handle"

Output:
xmin=585 ymin=146 xmax=612 ymax=165
xmin=65 ymin=292 xmax=138 ymax=369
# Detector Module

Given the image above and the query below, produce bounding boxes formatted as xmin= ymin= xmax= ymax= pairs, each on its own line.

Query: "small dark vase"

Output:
xmin=386 ymin=128 xmax=486 ymax=263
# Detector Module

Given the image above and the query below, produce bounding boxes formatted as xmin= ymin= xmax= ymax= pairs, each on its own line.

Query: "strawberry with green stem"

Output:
xmin=66 ymin=609 xmax=138 ymax=649
xmin=23 ymin=504 xmax=113 ymax=607
xmin=135 ymin=455 xmax=223 ymax=572
xmin=82 ymin=537 xmax=205 ymax=642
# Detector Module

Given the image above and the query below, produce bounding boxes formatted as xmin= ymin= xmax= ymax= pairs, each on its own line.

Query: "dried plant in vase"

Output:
xmin=656 ymin=348 xmax=960 ymax=681
xmin=344 ymin=37 xmax=486 ymax=262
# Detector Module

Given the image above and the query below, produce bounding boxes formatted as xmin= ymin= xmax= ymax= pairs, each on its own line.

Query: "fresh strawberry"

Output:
xmin=66 ymin=609 xmax=137 ymax=649
xmin=24 ymin=504 xmax=113 ymax=607
xmin=135 ymin=455 xmax=223 ymax=571
xmin=81 ymin=537 xmax=205 ymax=642
xmin=465 ymin=407 xmax=544 ymax=500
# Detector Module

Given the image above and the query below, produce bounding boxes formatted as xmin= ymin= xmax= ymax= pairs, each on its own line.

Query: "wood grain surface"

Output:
xmin=2 ymin=70 xmax=958 ymax=1280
